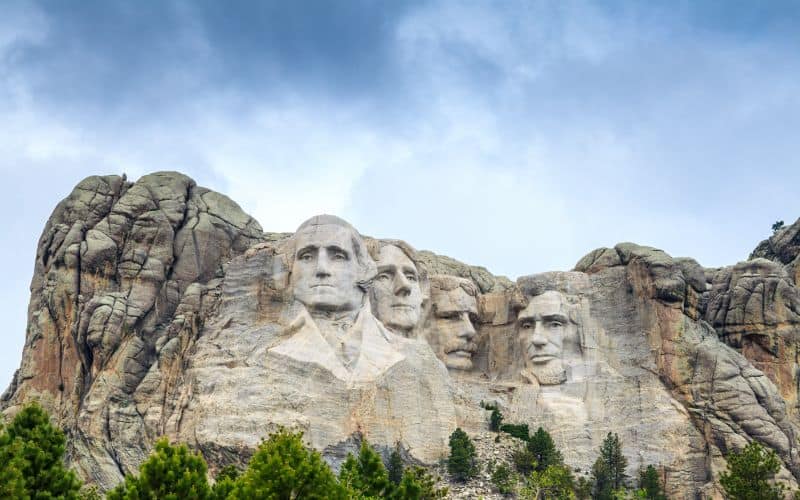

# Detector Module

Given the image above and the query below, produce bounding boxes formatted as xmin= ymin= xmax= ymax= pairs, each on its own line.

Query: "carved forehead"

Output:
xmin=293 ymin=224 xmax=356 ymax=254
xmin=430 ymin=276 xmax=478 ymax=314
xmin=286 ymin=214 xmax=376 ymax=281
xmin=519 ymin=291 xmax=571 ymax=320
xmin=377 ymin=245 xmax=416 ymax=271
xmin=433 ymin=288 xmax=478 ymax=314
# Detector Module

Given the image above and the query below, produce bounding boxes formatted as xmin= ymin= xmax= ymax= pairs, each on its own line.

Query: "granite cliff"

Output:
xmin=3 ymin=171 xmax=800 ymax=498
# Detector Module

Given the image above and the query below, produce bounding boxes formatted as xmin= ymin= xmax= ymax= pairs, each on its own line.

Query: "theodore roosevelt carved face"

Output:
xmin=428 ymin=275 xmax=479 ymax=371
xmin=517 ymin=290 xmax=578 ymax=385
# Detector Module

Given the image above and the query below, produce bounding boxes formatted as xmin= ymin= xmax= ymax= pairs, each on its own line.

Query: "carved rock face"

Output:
xmin=290 ymin=222 xmax=364 ymax=312
xmin=8 ymin=172 xmax=800 ymax=499
xmin=517 ymin=290 xmax=578 ymax=385
xmin=371 ymin=244 xmax=423 ymax=335
xmin=428 ymin=276 xmax=478 ymax=370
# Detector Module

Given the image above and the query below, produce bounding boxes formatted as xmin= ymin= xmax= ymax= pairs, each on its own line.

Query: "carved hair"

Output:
xmin=283 ymin=214 xmax=377 ymax=292
xmin=365 ymin=238 xmax=429 ymax=285
xmin=429 ymin=274 xmax=478 ymax=298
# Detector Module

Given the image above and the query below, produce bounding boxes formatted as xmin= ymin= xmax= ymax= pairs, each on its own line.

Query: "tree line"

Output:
xmin=0 ymin=402 xmax=794 ymax=499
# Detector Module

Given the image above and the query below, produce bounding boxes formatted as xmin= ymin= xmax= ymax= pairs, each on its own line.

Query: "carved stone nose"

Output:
xmin=531 ymin=330 xmax=548 ymax=346
xmin=459 ymin=314 xmax=476 ymax=339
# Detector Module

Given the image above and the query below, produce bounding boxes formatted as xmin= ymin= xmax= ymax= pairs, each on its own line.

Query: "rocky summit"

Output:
xmin=3 ymin=171 xmax=800 ymax=498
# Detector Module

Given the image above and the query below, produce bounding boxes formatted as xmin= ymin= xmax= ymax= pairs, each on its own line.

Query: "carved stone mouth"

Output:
xmin=391 ymin=304 xmax=415 ymax=309
xmin=448 ymin=349 xmax=474 ymax=357
xmin=530 ymin=354 xmax=557 ymax=363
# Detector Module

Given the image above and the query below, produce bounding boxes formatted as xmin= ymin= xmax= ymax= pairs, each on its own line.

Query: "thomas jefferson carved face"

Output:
xmin=428 ymin=277 xmax=479 ymax=371
xmin=290 ymin=219 xmax=365 ymax=313
xmin=517 ymin=291 xmax=577 ymax=385
xmin=371 ymin=245 xmax=423 ymax=335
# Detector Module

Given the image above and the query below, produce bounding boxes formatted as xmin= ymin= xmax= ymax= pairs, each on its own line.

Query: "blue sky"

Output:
xmin=1 ymin=0 xmax=799 ymax=390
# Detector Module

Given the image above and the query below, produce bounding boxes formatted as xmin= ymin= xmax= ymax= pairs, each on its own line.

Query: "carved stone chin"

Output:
xmin=521 ymin=363 xmax=566 ymax=385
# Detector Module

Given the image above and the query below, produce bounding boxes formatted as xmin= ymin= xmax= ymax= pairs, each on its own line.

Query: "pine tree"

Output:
xmin=339 ymin=440 xmax=391 ymax=497
xmin=488 ymin=461 xmax=516 ymax=495
xmin=211 ymin=464 xmax=241 ymax=500
xmin=719 ymin=441 xmax=786 ymax=500
xmin=591 ymin=433 xmax=628 ymax=500
xmin=388 ymin=449 xmax=404 ymax=485
xmin=107 ymin=438 xmax=211 ymax=500
xmin=638 ymin=465 xmax=666 ymax=500
xmin=231 ymin=427 xmax=347 ymax=499
xmin=511 ymin=445 xmax=537 ymax=475
xmin=3 ymin=402 xmax=82 ymax=499
xmin=447 ymin=428 xmax=478 ymax=482
xmin=522 ymin=464 xmax=575 ymax=500
xmin=390 ymin=466 xmax=448 ymax=499
xmin=0 ymin=426 xmax=27 ymax=500
xmin=527 ymin=427 xmax=563 ymax=472
xmin=490 ymin=408 xmax=504 ymax=432
xmin=575 ymin=476 xmax=592 ymax=499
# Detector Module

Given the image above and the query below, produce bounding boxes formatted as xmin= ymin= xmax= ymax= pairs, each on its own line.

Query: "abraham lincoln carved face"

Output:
xmin=517 ymin=291 xmax=579 ymax=385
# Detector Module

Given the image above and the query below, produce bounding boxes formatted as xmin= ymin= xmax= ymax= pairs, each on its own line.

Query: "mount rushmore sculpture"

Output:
xmin=3 ymin=171 xmax=800 ymax=498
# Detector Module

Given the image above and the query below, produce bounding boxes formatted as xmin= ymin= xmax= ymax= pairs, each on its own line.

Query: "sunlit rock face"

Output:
xmin=4 ymin=171 xmax=800 ymax=499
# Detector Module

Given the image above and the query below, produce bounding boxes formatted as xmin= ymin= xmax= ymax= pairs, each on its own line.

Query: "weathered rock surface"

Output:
xmin=4 ymin=171 xmax=800 ymax=499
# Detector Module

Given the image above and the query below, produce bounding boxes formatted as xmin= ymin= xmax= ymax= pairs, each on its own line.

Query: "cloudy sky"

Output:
xmin=1 ymin=0 xmax=799 ymax=390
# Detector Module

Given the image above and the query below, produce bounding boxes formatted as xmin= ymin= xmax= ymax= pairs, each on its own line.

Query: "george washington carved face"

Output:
xmin=288 ymin=215 xmax=374 ymax=313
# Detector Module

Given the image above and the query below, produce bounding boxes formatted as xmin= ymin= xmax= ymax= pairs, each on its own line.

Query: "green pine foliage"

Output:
xmin=637 ymin=465 xmax=666 ymax=500
xmin=0 ymin=426 xmax=27 ymax=500
xmin=390 ymin=466 xmax=448 ymax=500
xmin=575 ymin=476 xmax=592 ymax=499
xmin=481 ymin=402 xmax=504 ymax=432
xmin=521 ymin=464 xmax=575 ymax=500
xmin=388 ymin=449 xmax=404 ymax=485
xmin=339 ymin=441 xmax=391 ymax=498
xmin=211 ymin=465 xmax=241 ymax=500
xmin=230 ymin=427 xmax=347 ymax=499
xmin=527 ymin=427 xmax=564 ymax=473
xmin=447 ymin=428 xmax=478 ymax=482
xmin=591 ymin=433 xmax=629 ymax=500
xmin=719 ymin=441 xmax=786 ymax=500
xmin=511 ymin=445 xmax=537 ymax=476
xmin=500 ymin=423 xmax=530 ymax=441
xmin=488 ymin=461 xmax=516 ymax=495
xmin=107 ymin=438 xmax=211 ymax=500
xmin=490 ymin=408 xmax=504 ymax=432
xmin=1 ymin=402 xmax=82 ymax=499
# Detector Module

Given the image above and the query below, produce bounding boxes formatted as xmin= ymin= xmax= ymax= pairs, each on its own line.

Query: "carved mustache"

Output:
xmin=446 ymin=341 xmax=478 ymax=354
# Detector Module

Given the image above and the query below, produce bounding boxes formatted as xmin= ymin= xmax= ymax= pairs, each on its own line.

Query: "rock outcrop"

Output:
xmin=4 ymin=172 xmax=800 ymax=499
